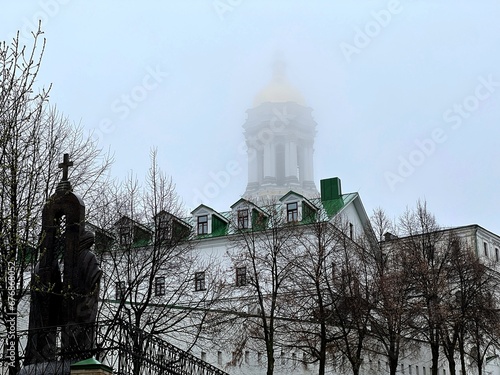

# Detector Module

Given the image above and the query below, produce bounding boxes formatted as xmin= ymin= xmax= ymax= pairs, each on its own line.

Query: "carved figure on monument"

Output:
xmin=61 ymin=230 xmax=102 ymax=358
xmin=22 ymin=154 xmax=102 ymax=374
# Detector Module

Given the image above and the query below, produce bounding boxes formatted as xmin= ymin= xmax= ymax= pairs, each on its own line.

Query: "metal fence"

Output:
xmin=1 ymin=319 xmax=229 ymax=375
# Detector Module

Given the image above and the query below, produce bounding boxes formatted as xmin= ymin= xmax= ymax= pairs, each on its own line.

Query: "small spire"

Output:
xmin=272 ymin=50 xmax=286 ymax=82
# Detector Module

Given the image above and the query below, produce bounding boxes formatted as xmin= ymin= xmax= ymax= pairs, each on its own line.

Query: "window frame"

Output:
xmin=197 ymin=215 xmax=208 ymax=235
xmin=195 ymin=271 xmax=206 ymax=291
xmin=119 ymin=226 xmax=131 ymax=246
xmin=236 ymin=266 xmax=247 ymax=287
xmin=115 ymin=281 xmax=126 ymax=300
xmin=157 ymin=216 xmax=171 ymax=241
xmin=155 ymin=276 xmax=166 ymax=296
xmin=286 ymin=202 xmax=298 ymax=222
xmin=237 ymin=209 xmax=249 ymax=229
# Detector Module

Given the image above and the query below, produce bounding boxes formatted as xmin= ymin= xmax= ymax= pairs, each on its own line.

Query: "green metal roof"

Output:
xmin=320 ymin=192 xmax=358 ymax=218
xmin=70 ymin=357 xmax=113 ymax=372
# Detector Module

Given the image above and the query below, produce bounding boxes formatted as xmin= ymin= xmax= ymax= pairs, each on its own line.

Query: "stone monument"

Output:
xmin=20 ymin=154 xmax=102 ymax=375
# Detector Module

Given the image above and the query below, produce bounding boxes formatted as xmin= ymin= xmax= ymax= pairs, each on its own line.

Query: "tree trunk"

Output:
xmin=389 ymin=361 xmax=398 ymax=375
xmin=431 ymin=342 xmax=440 ymax=375
xmin=266 ymin=344 xmax=274 ymax=375
xmin=388 ymin=342 xmax=398 ymax=375
xmin=458 ymin=337 xmax=467 ymax=375
xmin=448 ymin=357 xmax=456 ymax=375
xmin=318 ymin=321 xmax=327 ymax=375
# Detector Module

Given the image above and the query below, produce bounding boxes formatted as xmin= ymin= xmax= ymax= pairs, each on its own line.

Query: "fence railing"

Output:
xmin=1 ymin=319 xmax=229 ymax=375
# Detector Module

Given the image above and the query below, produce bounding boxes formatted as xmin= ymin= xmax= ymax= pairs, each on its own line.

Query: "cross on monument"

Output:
xmin=58 ymin=153 xmax=74 ymax=181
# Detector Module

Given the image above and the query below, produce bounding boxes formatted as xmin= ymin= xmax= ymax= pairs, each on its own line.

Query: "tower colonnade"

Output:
xmin=243 ymin=62 xmax=318 ymax=202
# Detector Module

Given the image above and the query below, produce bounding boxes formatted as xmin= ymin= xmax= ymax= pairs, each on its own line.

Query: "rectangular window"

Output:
xmin=484 ymin=242 xmax=488 ymax=257
xmin=349 ymin=222 xmax=354 ymax=239
xmin=119 ymin=227 xmax=131 ymax=246
xmin=237 ymin=209 xmax=249 ymax=229
xmin=217 ymin=351 xmax=222 ymax=366
xmin=158 ymin=216 xmax=170 ymax=241
xmin=195 ymin=271 xmax=206 ymax=291
xmin=155 ymin=276 xmax=165 ymax=296
xmin=115 ymin=281 xmax=126 ymax=300
xmin=197 ymin=215 xmax=208 ymax=235
xmin=287 ymin=202 xmax=298 ymax=222
xmin=236 ymin=266 xmax=247 ymax=287
xmin=496 ymin=248 xmax=499 ymax=262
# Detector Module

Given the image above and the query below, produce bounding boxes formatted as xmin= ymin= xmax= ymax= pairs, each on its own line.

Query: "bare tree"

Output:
xmin=461 ymin=256 xmax=500 ymax=375
xmin=397 ymin=201 xmax=451 ymax=375
xmin=373 ymin=237 xmax=417 ymax=374
xmin=366 ymin=208 xmax=417 ymax=375
xmin=0 ymin=26 xmax=111 ymax=374
xmin=371 ymin=207 xmax=395 ymax=242
xmin=284 ymin=218 xmax=343 ymax=375
xmin=227 ymin=198 xmax=297 ymax=375
xmin=283 ymin=211 xmax=378 ymax=375
xmin=325 ymin=224 xmax=377 ymax=375
xmin=437 ymin=235 xmax=473 ymax=375
xmin=284 ymin=210 xmax=377 ymax=375
xmin=93 ymin=149 xmax=222 ymax=375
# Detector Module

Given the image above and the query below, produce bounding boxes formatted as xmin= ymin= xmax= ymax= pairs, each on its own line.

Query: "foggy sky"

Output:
xmin=2 ymin=1 xmax=500 ymax=233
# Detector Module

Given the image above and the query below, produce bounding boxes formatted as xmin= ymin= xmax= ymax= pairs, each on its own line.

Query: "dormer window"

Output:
xmin=119 ymin=226 xmax=131 ymax=246
xmin=237 ymin=209 xmax=249 ymax=229
xmin=287 ymin=202 xmax=298 ymax=222
xmin=158 ymin=216 xmax=170 ymax=241
xmin=192 ymin=205 xmax=228 ymax=237
xmin=197 ymin=215 xmax=208 ymax=235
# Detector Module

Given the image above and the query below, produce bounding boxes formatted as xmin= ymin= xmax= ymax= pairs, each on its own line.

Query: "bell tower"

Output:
xmin=243 ymin=59 xmax=318 ymax=201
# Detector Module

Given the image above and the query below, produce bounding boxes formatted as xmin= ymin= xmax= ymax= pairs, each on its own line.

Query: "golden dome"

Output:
xmin=253 ymin=60 xmax=306 ymax=107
